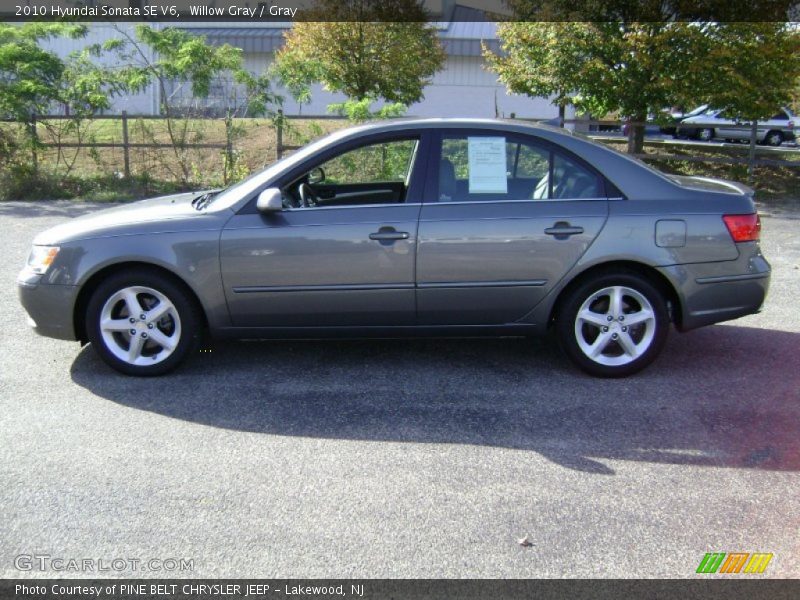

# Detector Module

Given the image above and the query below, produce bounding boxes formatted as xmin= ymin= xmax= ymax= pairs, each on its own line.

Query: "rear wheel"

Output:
xmin=556 ymin=272 xmax=669 ymax=377
xmin=85 ymin=269 xmax=202 ymax=376
xmin=764 ymin=130 xmax=783 ymax=146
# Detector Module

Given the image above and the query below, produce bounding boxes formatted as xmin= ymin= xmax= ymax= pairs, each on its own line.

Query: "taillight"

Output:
xmin=723 ymin=213 xmax=761 ymax=242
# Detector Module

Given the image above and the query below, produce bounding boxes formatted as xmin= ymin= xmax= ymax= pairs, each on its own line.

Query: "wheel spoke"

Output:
xmin=578 ymin=308 xmax=608 ymax=328
xmin=624 ymin=309 xmax=654 ymax=326
xmin=122 ymin=290 xmax=142 ymax=317
xmin=127 ymin=334 xmax=145 ymax=362
xmin=147 ymin=300 xmax=174 ymax=322
xmin=617 ymin=331 xmax=639 ymax=357
xmin=148 ymin=329 xmax=176 ymax=351
xmin=101 ymin=318 xmax=131 ymax=332
xmin=588 ymin=331 xmax=613 ymax=357
xmin=610 ymin=286 xmax=623 ymax=319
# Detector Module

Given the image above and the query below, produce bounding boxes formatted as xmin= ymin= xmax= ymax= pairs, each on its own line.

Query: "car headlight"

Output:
xmin=26 ymin=245 xmax=60 ymax=274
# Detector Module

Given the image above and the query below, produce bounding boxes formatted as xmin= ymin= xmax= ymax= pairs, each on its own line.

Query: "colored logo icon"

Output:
xmin=696 ymin=553 xmax=773 ymax=574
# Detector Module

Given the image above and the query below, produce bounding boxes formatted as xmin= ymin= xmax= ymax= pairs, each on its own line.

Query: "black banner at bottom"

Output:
xmin=2 ymin=580 xmax=800 ymax=600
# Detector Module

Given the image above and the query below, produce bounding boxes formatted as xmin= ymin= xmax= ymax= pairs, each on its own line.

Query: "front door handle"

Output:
xmin=369 ymin=227 xmax=409 ymax=242
xmin=544 ymin=222 xmax=584 ymax=239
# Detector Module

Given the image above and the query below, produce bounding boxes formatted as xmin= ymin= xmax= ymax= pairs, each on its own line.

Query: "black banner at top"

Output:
xmin=1 ymin=0 xmax=798 ymax=22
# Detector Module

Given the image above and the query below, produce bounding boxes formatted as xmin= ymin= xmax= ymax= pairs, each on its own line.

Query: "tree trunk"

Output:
xmin=558 ymin=103 xmax=566 ymax=128
xmin=627 ymin=112 xmax=647 ymax=154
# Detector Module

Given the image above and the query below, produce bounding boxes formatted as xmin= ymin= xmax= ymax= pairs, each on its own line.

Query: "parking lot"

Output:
xmin=1 ymin=200 xmax=798 ymax=578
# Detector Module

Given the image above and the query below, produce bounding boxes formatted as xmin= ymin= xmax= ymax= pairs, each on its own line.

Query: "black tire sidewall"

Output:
xmin=556 ymin=272 xmax=669 ymax=377
xmin=766 ymin=131 xmax=783 ymax=146
xmin=85 ymin=269 xmax=201 ymax=376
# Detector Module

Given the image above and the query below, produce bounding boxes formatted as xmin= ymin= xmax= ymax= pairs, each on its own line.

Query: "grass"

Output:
xmin=1 ymin=117 xmax=798 ymax=203
xmin=600 ymin=140 xmax=800 ymax=205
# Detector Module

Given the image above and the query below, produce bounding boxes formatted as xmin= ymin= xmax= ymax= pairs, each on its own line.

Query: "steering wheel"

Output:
xmin=298 ymin=183 xmax=319 ymax=208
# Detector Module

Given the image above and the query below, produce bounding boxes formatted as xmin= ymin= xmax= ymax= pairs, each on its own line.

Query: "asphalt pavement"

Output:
xmin=1 ymin=201 xmax=798 ymax=578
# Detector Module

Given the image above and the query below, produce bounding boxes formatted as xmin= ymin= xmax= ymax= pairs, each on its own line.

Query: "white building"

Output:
xmin=41 ymin=4 xmax=566 ymax=120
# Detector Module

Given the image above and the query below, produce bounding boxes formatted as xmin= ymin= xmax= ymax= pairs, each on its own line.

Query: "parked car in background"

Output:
xmin=659 ymin=105 xmax=709 ymax=136
xmin=677 ymin=107 xmax=798 ymax=145
xmin=18 ymin=119 xmax=770 ymax=378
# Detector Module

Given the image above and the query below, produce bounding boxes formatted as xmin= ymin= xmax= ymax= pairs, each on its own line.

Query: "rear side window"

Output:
xmin=552 ymin=154 xmax=602 ymax=199
xmin=438 ymin=134 xmax=602 ymax=202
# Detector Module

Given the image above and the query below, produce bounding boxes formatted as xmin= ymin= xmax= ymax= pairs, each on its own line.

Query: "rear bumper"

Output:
xmin=18 ymin=270 xmax=79 ymax=341
xmin=657 ymin=244 xmax=770 ymax=331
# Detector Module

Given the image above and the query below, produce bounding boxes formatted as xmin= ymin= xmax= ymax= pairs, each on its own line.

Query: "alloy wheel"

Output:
xmin=99 ymin=286 xmax=182 ymax=366
xmin=574 ymin=285 xmax=657 ymax=367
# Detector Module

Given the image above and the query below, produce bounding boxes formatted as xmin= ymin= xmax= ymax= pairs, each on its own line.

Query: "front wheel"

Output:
xmin=556 ymin=273 xmax=669 ymax=377
xmin=697 ymin=128 xmax=714 ymax=142
xmin=85 ymin=269 xmax=202 ymax=376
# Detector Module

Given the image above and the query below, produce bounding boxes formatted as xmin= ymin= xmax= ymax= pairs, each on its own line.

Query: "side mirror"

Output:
xmin=256 ymin=188 xmax=283 ymax=213
xmin=308 ymin=167 xmax=325 ymax=184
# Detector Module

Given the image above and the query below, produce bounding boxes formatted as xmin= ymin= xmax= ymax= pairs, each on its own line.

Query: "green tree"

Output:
xmin=0 ymin=22 xmax=87 ymax=119
xmin=0 ymin=23 xmax=124 ymax=181
xmin=487 ymin=5 xmax=800 ymax=153
xmin=701 ymin=23 xmax=800 ymax=122
xmin=272 ymin=0 xmax=445 ymax=119
xmin=487 ymin=21 xmax=712 ymax=153
xmin=484 ymin=23 xmax=585 ymax=125
xmin=109 ymin=25 xmax=280 ymax=182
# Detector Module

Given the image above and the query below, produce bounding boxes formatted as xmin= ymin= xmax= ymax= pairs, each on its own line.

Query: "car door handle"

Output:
xmin=544 ymin=222 xmax=584 ymax=238
xmin=369 ymin=228 xmax=409 ymax=241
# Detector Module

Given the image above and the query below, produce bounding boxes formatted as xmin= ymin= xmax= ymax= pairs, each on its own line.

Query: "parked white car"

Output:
xmin=677 ymin=107 xmax=798 ymax=146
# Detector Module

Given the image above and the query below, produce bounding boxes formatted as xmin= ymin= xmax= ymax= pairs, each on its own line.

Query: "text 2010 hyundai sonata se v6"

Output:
xmin=18 ymin=119 xmax=770 ymax=377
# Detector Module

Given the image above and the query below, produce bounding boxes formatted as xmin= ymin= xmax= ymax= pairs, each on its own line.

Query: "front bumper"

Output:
xmin=657 ymin=244 xmax=771 ymax=331
xmin=18 ymin=270 xmax=79 ymax=341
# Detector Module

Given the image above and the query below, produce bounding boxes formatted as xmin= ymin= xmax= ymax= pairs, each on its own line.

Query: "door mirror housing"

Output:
xmin=256 ymin=188 xmax=283 ymax=213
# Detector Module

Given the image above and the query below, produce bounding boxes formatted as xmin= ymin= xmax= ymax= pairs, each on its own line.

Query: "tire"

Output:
xmin=556 ymin=272 xmax=669 ymax=377
xmin=697 ymin=128 xmax=714 ymax=142
xmin=764 ymin=130 xmax=783 ymax=147
xmin=85 ymin=268 xmax=203 ymax=376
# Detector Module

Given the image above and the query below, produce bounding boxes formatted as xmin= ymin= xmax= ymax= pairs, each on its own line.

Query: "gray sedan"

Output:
xmin=18 ymin=119 xmax=770 ymax=377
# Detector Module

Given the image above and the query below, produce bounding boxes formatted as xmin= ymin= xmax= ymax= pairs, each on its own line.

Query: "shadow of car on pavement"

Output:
xmin=70 ymin=324 xmax=800 ymax=475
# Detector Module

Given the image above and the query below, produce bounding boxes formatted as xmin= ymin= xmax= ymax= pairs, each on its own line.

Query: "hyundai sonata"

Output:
xmin=18 ymin=119 xmax=770 ymax=377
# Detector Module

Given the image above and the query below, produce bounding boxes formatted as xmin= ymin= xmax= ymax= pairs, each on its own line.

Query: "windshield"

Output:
xmin=686 ymin=104 xmax=709 ymax=117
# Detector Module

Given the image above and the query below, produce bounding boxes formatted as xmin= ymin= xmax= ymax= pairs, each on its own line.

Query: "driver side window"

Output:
xmin=322 ymin=139 xmax=417 ymax=184
xmin=288 ymin=138 xmax=419 ymax=208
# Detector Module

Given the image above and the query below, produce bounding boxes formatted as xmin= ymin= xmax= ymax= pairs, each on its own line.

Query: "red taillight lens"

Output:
xmin=723 ymin=213 xmax=761 ymax=242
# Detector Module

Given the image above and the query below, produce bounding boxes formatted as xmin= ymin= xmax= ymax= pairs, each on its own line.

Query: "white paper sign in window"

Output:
xmin=468 ymin=137 xmax=507 ymax=194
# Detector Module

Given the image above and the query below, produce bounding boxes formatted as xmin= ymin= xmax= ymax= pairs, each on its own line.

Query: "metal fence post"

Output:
xmin=121 ymin=111 xmax=131 ymax=179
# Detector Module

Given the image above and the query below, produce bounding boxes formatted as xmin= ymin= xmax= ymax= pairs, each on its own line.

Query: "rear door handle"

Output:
xmin=369 ymin=227 xmax=409 ymax=242
xmin=544 ymin=222 xmax=584 ymax=239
